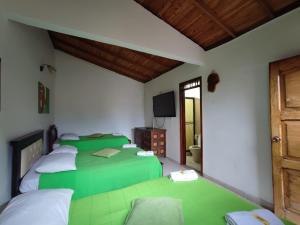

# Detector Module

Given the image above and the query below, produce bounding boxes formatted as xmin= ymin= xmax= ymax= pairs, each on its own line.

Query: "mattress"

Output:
xmin=59 ymin=134 xmax=129 ymax=151
xmin=39 ymin=147 xmax=162 ymax=199
xmin=69 ymin=177 xmax=294 ymax=225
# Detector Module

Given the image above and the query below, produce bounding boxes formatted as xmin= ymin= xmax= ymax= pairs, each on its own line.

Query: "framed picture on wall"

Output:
xmin=38 ymin=81 xmax=50 ymax=113
xmin=0 ymin=58 xmax=1 ymax=111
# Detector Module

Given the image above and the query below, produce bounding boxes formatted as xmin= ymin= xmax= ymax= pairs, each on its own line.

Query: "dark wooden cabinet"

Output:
xmin=134 ymin=127 xmax=166 ymax=157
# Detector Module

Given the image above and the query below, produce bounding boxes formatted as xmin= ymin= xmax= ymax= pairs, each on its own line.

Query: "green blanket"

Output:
xmin=69 ymin=177 xmax=294 ymax=225
xmin=59 ymin=134 xmax=129 ymax=151
xmin=39 ymin=148 xmax=162 ymax=199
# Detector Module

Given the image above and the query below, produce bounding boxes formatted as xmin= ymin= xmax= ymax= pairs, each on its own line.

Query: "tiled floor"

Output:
xmin=158 ymin=157 xmax=201 ymax=176
xmin=186 ymin=155 xmax=201 ymax=171
xmin=158 ymin=157 xmax=187 ymax=176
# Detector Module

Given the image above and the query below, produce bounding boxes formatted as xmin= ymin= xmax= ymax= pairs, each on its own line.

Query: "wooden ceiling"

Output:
xmin=135 ymin=0 xmax=300 ymax=50
xmin=49 ymin=1 xmax=299 ymax=82
xmin=49 ymin=31 xmax=183 ymax=83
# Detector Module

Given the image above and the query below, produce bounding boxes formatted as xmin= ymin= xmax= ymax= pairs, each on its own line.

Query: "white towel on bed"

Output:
xmin=225 ymin=209 xmax=284 ymax=225
xmin=123 ymin=144 xmax=137 ymax=148
xmin=137 ymin=151 xmax=154 ymax=157
xmin=170 ymin=170 xmax=198 ymax=182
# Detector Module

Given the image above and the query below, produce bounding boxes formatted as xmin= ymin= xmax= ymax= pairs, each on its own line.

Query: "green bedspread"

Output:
xmin=59 ymin=134 xmax=129 ymax=151
xmin=69 ymin=177 xmax=294 ymax=225
xmin=39 ymin=148 xmax=162 ymax=199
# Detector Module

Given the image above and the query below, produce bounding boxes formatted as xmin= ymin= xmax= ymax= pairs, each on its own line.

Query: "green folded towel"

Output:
xmin=86 ymin=133 xmax=104 ymax=138
xmin=92 ymin=148 xmax=120 ymax=158
xmin=125 ymin=197 xmax=184 ymax=225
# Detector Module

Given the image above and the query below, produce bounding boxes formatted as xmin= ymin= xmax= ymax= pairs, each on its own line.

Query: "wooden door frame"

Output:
xmin=179 ymin=77 xmax=203 ymax=175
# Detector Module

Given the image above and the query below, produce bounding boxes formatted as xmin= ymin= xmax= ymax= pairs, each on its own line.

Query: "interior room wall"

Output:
xmin=144 ymin=8 xmax=300 ymax=206
xmin=0 ymin=14 xmax=55 ymax=204
xmin=54 ymin=51 xmax=145 ymax=140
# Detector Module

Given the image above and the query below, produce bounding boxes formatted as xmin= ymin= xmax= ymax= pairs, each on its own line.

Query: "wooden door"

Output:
xmin=270 ymin=55 xmax=300 ymax=224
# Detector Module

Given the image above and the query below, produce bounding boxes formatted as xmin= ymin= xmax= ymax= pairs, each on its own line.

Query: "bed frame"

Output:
xmin=10 ymin=130 xmax=44 ymax=197
xmin=47 ymin=124 xmax=58 ymax=153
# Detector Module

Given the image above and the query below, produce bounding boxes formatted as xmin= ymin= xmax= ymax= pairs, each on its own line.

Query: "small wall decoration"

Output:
xmin=38 ymin=82 xmax=50 ymax=113
xmin=207 ymin=71 xmax=220 ymax=92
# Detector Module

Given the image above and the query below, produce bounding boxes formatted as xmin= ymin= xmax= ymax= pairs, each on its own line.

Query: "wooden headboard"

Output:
xmin=47 ymin=124 xmax=58 ymax=153
xmin=10 ymin=130 xmax=44 ymax=197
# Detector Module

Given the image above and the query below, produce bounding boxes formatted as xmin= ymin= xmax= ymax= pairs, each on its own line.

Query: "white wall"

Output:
xmin=54 ymin=51 xmax=145 ymax=140
xmin=2 ymin=0 xmax=205 ymax=65
xmin=144 ymin=9 xmax=300 ymax=206
xmin=0 ymin=13 xmax=55 ymax=204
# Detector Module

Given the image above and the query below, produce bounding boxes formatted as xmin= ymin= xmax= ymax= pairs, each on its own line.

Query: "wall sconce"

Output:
xmin=40 ymin=64 xmax=56 ymax=73
xmin=207 ymin=71 xmax=220 ymax=92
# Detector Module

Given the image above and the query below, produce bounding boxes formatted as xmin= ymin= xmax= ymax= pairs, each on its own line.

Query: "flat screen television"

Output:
xmin=153 ymin=91 xmax=176 ymax=117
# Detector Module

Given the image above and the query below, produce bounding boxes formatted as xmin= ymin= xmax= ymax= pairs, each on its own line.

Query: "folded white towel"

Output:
xmin=225 ymin=209 xmax=284 ymax=225
xmin=137 ymin=150 xmax=154 ymax=157
xmin=170 ymin=170 xmax=198 ymax=182
xmin=123 ymin=144 xmax=137 ymax=148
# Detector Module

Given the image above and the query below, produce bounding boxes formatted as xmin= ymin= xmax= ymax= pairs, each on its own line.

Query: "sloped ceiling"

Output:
xmin=135 ymin=0 xmax=300 ymax=50
xmin=49 ymin=31 xmax=183 ymax=83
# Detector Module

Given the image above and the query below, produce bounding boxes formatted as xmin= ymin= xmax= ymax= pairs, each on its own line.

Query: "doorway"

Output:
xmin=179 ymin=77 xmax=203 ymax=174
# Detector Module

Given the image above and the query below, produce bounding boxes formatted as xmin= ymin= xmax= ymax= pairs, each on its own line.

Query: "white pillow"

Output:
xmin=50 ymin=145 xmax=78 ymax=155
xmin=0 ymin=189 xmax=73 ymax=225
xmin=60 ymin=133 xmax=79 ymax=140
xmin=36 ymin=153 xmax=76 ymax=173
xmin=20 ymin=156 xmax=46 ymax=193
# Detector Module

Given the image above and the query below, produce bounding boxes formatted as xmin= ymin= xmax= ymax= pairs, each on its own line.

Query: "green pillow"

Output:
xmin=92 ymin=148 xmax=120 ymax=158
xmin=125 ymin=197 xmax=184 ymax=225
xmin=86 ymin=133 xmax=104 ymax=138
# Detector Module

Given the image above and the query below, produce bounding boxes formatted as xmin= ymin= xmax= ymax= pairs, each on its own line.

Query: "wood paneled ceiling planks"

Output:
xmin=49 ymin=31 xmax=183 ymax=83
xmin=135 ymin=0 xmax=300 ymax=50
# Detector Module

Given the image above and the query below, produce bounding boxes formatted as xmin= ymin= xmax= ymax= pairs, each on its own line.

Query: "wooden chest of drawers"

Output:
xmin=134 ymin=127 xmax=166 ymax=157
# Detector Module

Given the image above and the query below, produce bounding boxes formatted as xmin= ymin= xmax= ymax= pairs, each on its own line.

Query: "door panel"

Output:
xmin=283 ymin=169 xmax=300 ymax=213
xmin=285 ymin=122 xmax=300 ymax=158
xmin=270 ymin=55 xmax=300 ymax=224
xmin=285 ymin=70 xmax=300 ymax=108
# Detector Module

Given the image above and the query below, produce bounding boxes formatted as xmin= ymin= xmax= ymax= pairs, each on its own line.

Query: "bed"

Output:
xmin=48 ymin=125 xmax=130 ymax=152
xmin=68 ymin=177 xmax=294 ymax=225
xmin=11 ymin=130 xmax=162 ymax=199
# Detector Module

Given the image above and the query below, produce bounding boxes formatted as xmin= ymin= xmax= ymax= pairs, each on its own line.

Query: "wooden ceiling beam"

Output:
xmin=51 ymin=35 xmax=154 ymax=80
xmin=190 ymin=0 xmax=236 ymax=38
xmin=53 ymin=40 xmax=149 ymax=82
xmin=255 ymin=0 xmax=275 ymax=19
